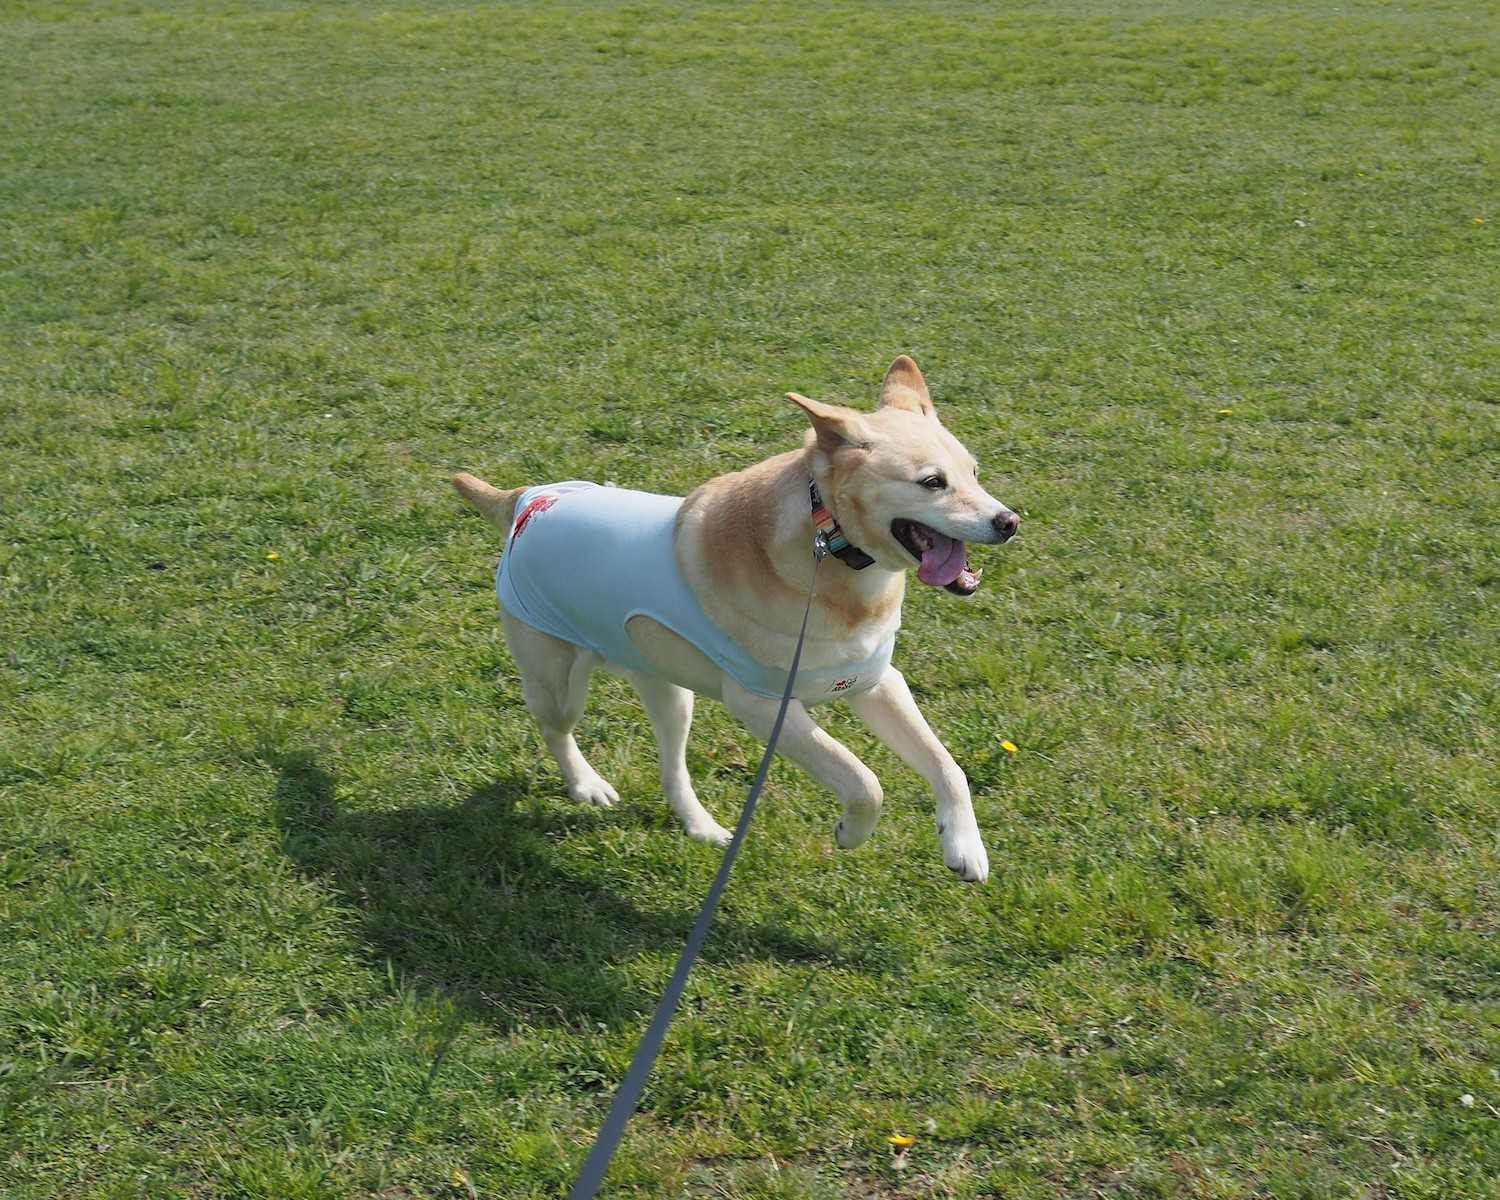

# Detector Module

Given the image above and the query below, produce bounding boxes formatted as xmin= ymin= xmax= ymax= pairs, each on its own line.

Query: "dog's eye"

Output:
xmin=918 ymin=474 xmax=947 ymax=491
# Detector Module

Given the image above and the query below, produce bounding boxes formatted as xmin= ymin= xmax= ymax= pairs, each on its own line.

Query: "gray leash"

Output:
xmin=567 ymin=539 xmax=827 ymax=1199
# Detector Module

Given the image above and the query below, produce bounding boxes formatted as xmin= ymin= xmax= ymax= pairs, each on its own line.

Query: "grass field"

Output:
xmin=3 ymin=1 xmax=1499 ymax=1196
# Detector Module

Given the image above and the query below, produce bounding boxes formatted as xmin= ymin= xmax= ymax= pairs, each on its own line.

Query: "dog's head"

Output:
xmin=789 ymin=356 xmax=1019 ymax=596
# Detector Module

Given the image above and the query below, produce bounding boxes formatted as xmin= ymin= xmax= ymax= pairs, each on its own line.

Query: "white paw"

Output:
xmin=833 ymin=810 xmax=879 ymax=850
xmin=568 ymin=773 xmax=619 ymax=809
xmin=939 ymin=821 xmax=989 ymax=883
xmin=685 ymin=820 xmax=732 ymax=848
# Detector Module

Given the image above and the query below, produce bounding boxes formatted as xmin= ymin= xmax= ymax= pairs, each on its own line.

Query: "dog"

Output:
xmin=453 ymin=356 xmax=1018 ymax=882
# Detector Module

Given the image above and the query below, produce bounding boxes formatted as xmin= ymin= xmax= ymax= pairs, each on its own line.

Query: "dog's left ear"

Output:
xmin=880 ymin=354 xmax=934 ymax=417
xmin=786 ymin=392 xmax=871 ymax=454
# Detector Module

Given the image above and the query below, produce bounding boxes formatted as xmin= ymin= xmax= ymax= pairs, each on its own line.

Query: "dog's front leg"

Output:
xmin=848 ymin=669 xmax=989 ymax=883
xmin=720 ymin=680 xmax=883 ymax=851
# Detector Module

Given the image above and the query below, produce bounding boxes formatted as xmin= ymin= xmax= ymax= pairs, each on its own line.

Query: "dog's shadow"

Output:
xmin=272 ymin=752 xmax=869 ymax=1031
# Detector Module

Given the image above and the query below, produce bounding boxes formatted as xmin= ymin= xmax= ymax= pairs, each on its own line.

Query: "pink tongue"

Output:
xmin=918 ymin=533 xmax=968 ymax=587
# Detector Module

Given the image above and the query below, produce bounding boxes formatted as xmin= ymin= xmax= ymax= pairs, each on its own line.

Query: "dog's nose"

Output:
xmin=992 ymin=511 xmax=1019 ymax=542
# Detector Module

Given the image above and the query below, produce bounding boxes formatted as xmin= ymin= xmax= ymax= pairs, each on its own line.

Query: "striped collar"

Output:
xmin=809 ymin=480 xmax=874 ymax=570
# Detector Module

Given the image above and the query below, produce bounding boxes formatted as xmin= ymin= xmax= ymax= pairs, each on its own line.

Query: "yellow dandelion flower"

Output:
xmin=265 ymin=551 xmax=279 ymax=561
xmin=1001 ymin=740 xmax=1019 ymax=755
xmin=1217 ymin=408 xmax=1234 ymax=416
xmin=887 ymin=1134 xmax=916 ymax=1147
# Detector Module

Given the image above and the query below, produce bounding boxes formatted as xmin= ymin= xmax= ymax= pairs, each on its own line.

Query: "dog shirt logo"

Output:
xmin=511 ymin=493 xmax=558 ymax=542
xmin=827 ymin=675 xmax=858 ymax=694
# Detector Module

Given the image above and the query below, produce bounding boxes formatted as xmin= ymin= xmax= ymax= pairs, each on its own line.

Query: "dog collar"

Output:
xmin=809 ymin=480 xmax=875 ymax=570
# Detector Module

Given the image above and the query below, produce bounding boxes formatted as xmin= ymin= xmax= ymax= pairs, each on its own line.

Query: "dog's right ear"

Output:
xmin=786 ymin=392 xmax=870 ymax=454
xmin=880 ymin=354 xmax=934 ymax=417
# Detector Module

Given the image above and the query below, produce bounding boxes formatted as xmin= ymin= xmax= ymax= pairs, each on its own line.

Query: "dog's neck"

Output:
xmin=676 ymin=449 xmax=904 ymax=662
xmin=809 ymin=477 xmax=874 ymax=570
xmin=775 ymin=449 xmax=903 ymax=607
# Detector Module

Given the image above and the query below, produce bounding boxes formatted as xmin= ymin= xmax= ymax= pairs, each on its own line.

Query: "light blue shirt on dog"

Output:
xmin=495 ymin=481 xmax=893 ymax=700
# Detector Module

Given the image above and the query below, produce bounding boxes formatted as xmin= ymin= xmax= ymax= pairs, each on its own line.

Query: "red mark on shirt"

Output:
xmin=512 ymin=494 xmax=557 ymax=542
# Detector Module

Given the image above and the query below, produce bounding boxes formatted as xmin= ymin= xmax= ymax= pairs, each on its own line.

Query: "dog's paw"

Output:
xmin=939 ymin=822 xmax=989 ymax=883
xmin=685 ymin=820 xmax=732 ymax=849
xmin=833 ymin=810 xmax=878 ymax=850
xmin=568 ymin=773 xmax=619 ymax=809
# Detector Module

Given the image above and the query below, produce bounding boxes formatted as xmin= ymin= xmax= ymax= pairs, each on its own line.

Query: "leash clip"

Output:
xmin=813 ymin=529 xmax=829 ymax=562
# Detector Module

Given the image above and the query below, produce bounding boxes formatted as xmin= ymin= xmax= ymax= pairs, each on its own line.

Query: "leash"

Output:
xmin=567 ymin=536 xmax=828 ymax=1199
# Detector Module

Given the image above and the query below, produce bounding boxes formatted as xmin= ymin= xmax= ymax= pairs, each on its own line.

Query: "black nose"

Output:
xmin=992 ymin=511 xmax=1019 ymax=542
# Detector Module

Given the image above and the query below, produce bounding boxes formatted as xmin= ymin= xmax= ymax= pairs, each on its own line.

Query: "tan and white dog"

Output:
xmin=453 ymin=356 xmax=1018 ymax=882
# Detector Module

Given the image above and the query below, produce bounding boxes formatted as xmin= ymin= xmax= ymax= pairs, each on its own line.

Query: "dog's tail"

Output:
xmin=452 ymin=472 xmax=526 ymax=533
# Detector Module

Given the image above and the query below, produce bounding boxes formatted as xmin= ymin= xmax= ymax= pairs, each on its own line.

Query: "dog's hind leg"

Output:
xmin=502 ymin=612 xmax=620 ymax=809
xmin=626 ymin=673 xmax=731 ymax=848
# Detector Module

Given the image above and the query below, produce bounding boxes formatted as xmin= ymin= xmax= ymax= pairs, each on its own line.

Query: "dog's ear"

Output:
xmin=786 ymin=392 xmax=870 ymax=454
xmin=879 ymin=354 xmax=934 ymax=417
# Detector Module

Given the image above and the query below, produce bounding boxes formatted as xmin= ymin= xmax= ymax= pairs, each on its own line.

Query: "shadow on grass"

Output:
xmin=271 ymin=751 xmax=869 ymax=1032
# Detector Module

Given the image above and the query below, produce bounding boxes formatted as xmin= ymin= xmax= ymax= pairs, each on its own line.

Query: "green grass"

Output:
xmin=3 ymin=1 xmax=1498 ymax=1196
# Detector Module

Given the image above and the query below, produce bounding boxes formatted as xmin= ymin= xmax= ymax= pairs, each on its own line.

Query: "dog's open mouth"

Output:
xmin=891 ymin=519 xmax=982 ymax=595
